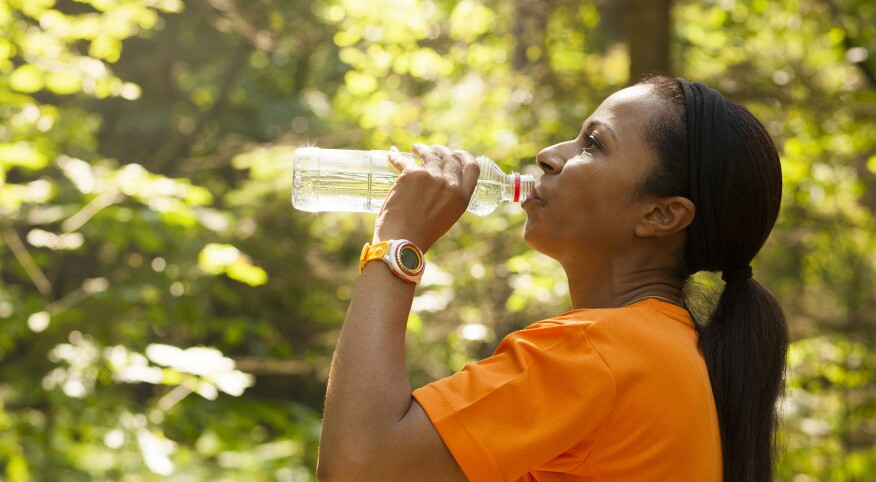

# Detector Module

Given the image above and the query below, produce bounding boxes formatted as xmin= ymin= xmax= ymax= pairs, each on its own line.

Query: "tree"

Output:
xmin=626 ymin=0 xmax=673 ymax=82
xmin=0 ymin=0 xmax=873 ymax=479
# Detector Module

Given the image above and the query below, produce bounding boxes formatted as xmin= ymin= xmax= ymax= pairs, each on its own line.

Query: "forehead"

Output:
xmin=588 ymin=84 xmax=663 ymax=140
xmin=603 ymin=84 xmax=656 ymax=105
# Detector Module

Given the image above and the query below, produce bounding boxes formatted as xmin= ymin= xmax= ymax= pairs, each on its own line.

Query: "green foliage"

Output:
xmin=780 ymin=335 xmax=876 ymax=480
xmin=0 ymin=0 xmax=873 ymax=479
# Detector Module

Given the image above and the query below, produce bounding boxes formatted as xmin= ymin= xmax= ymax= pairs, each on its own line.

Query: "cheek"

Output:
xmin=521 ymin=169 xmax=616 ymax=247
xmin=555 ymin=192 xmax=620 ymax=239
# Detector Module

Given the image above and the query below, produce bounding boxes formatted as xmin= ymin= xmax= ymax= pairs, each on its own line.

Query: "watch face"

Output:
xmin=399 ymin=245 xmax=422 ymax=272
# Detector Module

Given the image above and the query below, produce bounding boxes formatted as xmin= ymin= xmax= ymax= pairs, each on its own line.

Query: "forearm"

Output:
xmin=317 ymin=144 xmax=478 ymax=480
xmin=318 ymin=260 xmax=416 ymax=467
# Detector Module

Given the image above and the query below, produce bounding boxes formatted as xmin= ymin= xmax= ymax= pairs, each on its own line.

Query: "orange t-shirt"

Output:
xmin=412 ymin=299 xmax=722 ymax=481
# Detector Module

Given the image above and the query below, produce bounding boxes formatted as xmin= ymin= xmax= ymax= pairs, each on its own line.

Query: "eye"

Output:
xmin=581 ymin=134 xmax=603 ymax=154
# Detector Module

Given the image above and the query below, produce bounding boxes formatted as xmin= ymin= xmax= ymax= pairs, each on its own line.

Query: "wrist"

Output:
xmin=373 ymin=232 xmax=430 ymax=254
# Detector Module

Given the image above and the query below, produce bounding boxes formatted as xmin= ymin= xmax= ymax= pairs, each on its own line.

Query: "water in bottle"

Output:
xmin=292 ymin=147 xmax=534 ymax=216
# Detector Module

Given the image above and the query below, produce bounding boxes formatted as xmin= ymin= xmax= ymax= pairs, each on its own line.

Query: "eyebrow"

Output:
xmin=583 ymin=119 xmax=619 ymax=143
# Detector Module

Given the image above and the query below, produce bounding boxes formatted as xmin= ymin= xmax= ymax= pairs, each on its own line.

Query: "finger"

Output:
xmin=414 ymin=143 xmax=444 ymax=176
xmin=431 ymin=145 xmax=463 ymax=179
xmin=387 ymin=146 xmax=419 ymax=173
xmin=455 ymin=150 xmax=481 ymax=196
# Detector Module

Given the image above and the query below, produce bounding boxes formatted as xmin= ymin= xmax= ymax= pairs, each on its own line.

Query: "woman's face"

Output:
xmin=522 ymin=84 xmax=666 ymax=264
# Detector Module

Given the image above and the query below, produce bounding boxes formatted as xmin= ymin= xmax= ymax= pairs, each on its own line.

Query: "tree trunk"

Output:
xmin=625 ymin=0 xmax=672 ymax=83
xmin=512 ymin=0 xmax=551 ymax=82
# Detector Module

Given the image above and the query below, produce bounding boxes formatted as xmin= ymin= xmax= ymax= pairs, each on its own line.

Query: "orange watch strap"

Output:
xmin=359 ymin=241 xmax=391 ymax=273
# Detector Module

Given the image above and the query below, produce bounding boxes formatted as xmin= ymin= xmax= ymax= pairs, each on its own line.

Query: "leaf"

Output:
xmin=449 ymin=0 xmax=496 ymax=42
xmin=0 ymin=143 xmax=49 ymax=170
xmin=226 ymin=261 xmax=268 ymax=287
xmin=198 ymin=243 xmax=241 ymax=275
xmin=46 ymin=70 xmax=83 ymax=95
xmin=198 ymin=243 xmax=268 ymax=286
xmin=9 ymin=64 xmax=44 ymax=93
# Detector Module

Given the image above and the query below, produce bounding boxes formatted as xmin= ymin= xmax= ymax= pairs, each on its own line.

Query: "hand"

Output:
xmin=373 ymin=144 xmax=480 ymax=253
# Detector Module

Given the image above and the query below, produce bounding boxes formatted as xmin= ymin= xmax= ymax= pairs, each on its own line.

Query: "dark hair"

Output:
xmin=640 ymin=75 xmax=789 ymax=482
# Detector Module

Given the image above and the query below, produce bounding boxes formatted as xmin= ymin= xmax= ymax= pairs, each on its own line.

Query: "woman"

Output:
xmin=317 ymin=76 xmax=788 ymax=481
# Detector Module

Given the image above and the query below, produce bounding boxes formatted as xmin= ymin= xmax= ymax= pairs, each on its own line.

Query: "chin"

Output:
xmin=522 ymin=220 xmax=548 ymax=254
xmin=523 ymin=221 xmax=574 ymax=264
xmin=522 ymin=218 xmax=535 ymax=245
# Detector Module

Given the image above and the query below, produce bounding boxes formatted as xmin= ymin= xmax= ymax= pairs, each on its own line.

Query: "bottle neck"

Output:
xmin=502 ymin=173 xmax=535 ymax=203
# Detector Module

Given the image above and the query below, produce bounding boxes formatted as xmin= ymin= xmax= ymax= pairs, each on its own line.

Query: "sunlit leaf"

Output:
xmin=226 ymin=261 xmax=268 ymax=287
xmin=0 ymin=142 xmax=49 ymax=169
xmin=9 ymin=64 xmax=44 ymax=93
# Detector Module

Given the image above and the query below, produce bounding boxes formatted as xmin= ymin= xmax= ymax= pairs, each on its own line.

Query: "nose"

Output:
xmin=535 ymin=142 xmax=571 ymax=174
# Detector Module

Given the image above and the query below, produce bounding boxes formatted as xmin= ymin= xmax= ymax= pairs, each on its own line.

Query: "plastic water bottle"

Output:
xmin=292 ymin=147 xmax=534 ymax=216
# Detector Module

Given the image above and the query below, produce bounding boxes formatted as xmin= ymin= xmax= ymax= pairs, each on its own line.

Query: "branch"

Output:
xmin=233 ymin=356 xmax=317 ymax=376
xmin=207 ymin=0 xmax=275 ymax=51
xmin=157 ymin=384 xmax=193 ymax=411
xmin=3 ymin=229 xmax=53 ymax=297
xmin=45 ymin=278 xmax=108 ymax=316
xmin=61 ymin=190 xmax=124 ymax=233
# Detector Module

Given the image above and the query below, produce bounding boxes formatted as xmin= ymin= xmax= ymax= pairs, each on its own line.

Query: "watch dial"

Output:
xmin=399 ymin=246 xmax=422 ymax=272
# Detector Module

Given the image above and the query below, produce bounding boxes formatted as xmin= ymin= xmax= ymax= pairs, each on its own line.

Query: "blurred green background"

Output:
xmin=0 ymin=0 xmax=874 ymax=480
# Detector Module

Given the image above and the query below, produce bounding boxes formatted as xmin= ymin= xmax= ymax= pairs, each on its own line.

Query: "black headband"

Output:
xmin=675 ymin=78 xmax=751 ymax=282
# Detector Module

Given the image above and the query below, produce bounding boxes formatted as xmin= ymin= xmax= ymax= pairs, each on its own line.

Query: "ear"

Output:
xmin=634 ymin=196 xmax=695 ymax=238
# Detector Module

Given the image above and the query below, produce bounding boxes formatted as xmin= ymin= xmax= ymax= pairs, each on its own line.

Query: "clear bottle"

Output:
xmin=292 ymin=147 xmax=534 ymax=216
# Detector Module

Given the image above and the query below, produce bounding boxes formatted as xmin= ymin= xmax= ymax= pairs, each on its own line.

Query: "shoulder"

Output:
xmin=576 ymin=301 xmax=696 ymax=345
xmin=511 ymin=302 xmax=684 ymax=344
xmin=510 ymin=305 xmax=622 ymax=336
xmin=518 ymin=302 xmax=699 ymax=372
xmin=491 ymin=310 xmax=617 ymax=377
xmin=573 ymin=302 xmax=705 ymax=390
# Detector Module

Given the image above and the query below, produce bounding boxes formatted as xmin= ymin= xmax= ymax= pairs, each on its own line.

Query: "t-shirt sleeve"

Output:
xmin=412 ymin=320 xmax=616 ymax=481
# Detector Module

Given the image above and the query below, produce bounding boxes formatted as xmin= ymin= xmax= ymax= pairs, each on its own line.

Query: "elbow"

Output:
xmin=316 ymin=449 xmax=344 ymax=482
xmin=316 ymin=445 xmax=373 ymax=482
xmin=315 ymin=457 xmax=334 ymax=482
xmin=316 ymin=453 xmax=331 ymax=481
xmin=317 ymin=456 xmax=347 ymax=482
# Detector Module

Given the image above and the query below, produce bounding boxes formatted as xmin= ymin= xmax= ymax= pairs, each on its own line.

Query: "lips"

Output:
xmin=522 ymin=185 xmax=544 ymax=208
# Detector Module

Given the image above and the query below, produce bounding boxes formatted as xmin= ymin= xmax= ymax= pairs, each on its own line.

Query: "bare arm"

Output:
xmin=317 ymin=145 xmax=479 ymax=481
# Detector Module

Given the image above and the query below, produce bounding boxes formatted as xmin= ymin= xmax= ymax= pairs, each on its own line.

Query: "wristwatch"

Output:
xmin=359 ymin=239 xmax=425 ymax=284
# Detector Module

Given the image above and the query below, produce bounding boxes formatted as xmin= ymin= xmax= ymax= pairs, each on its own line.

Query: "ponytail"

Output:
xmin=641 ymin=75 xmax=788 ymax=481
xmin=696 ymin=278 xmax=789 ymax=481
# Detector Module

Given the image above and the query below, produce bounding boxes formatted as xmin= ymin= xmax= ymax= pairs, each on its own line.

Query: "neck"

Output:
xmin=564 ymin=264 xmax=684 ymax=310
